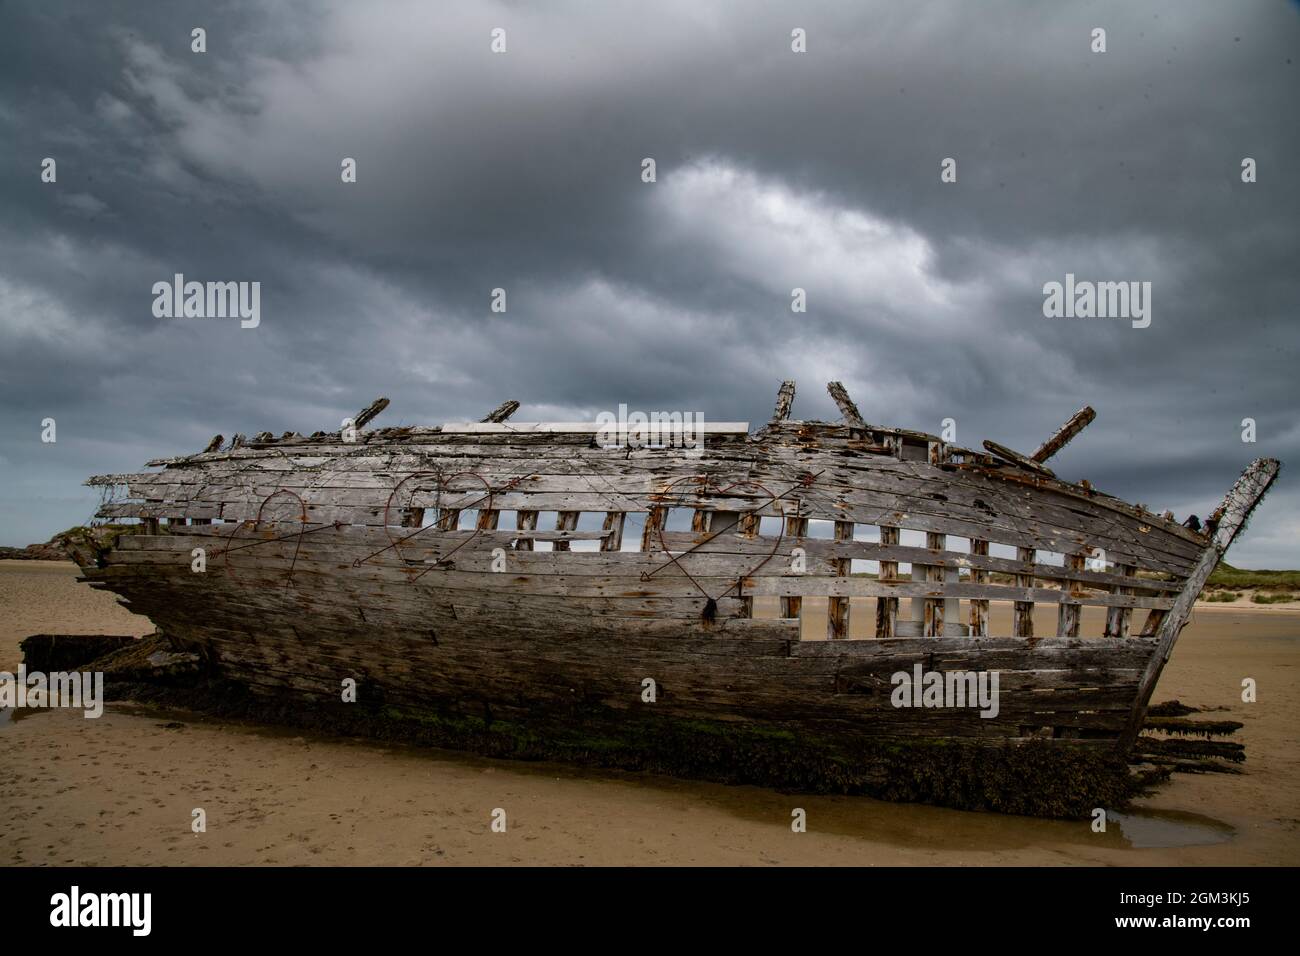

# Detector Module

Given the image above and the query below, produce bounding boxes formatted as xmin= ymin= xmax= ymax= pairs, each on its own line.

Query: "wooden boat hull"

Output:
xmin=74 ymin=385 xmax=1280 ymax=813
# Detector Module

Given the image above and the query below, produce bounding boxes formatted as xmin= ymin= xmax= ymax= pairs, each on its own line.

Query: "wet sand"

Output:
xmin=2 ymin=560 xmax=1297 ymax=866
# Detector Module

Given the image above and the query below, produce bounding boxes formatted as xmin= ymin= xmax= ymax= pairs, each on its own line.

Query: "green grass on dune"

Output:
xmin=1208 ymin=563 xmax=1300 ymax=590
xmin=1251 ymin=592 xmax=1295 ymax=605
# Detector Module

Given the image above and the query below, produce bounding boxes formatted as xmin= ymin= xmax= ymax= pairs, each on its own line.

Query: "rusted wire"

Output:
xmin=638 ymin=471 xmax=824 ymax=613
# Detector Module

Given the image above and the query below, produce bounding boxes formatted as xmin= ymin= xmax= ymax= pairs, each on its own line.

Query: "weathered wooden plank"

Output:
xmin=969 ymin=539 xmax=989 ymax=637
xmin=641 ymin=507 xmax=665 ymax=552
xmin=106 ymin=459 xmax=1202 ymax=572
xmin=826 ymin=520 xmax=853 ymax=640
xmin=1013 ymin=547 xmax=1035 ymax=638
xmin=1104 ymin=563 xmax=1135 ymax=638
xmin=352 ymin=397 xmax=390 ymax=430
xmin=114 ymin=485 xmax=1177 ymax=574
xmin=1032 ymin=406 xmax=1096 ymax=463
xmin=515 ymin=509 xmax=538 ymax=551
xmin=781 ymin=514 xmax=809 ymax=619
xmin=438 ymin=507 xmax=460 ymax=531
xmin=983 ymin=440 xmax=1056 ymax=478
xmin=741 ymin=576 xmax=1173 ymax=608
xmin=826 ymin=381 xmax=866 ymax=429
xmin=1056 ymin=552 xmax=1085 ymax=638
xmin=114 ymin=436 xmax=1207 ymax=557
xmin=125 ymin=426 xmax=1196 ymax=559
xmin=656 ymin=534 xmax=1179 ymax=592
xmin=115 ymin=525 xmax=1178 ymax=610
xmin=600 ymin=512 xmax=625 ymax=553
xmin=438 ymin=421 xmax=750 ymax=434
xmin=481 ymin=400 xmax=520 ymax=423
xmin=921 ymin=531 xmax=945 ymax=637
xmin=100 ymin=582 xmax=1149 ymax=737
xmin=552 ymin=511 xmax=579 ymax=552
xmin=772 ymin=380 xmax=796 ymax=422
xmin=875 ymin=526 xmax=900 ymax=638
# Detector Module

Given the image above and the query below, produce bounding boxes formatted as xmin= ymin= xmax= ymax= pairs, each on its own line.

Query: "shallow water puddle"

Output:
xmin=1107 ymin=809 xmax=1235 ymax=848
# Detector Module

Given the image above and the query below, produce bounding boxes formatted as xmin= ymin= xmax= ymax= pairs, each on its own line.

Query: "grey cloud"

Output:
xmin=0 ymin=0 xmax=1296 ymax=566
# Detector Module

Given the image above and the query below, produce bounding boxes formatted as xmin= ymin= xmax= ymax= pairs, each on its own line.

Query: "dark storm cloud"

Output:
xmin=1 ymin=0 xmax=1297 ymax=565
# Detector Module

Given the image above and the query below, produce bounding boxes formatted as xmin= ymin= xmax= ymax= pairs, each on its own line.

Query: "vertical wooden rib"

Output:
xmin=641 ymin=506 xmax=666 ymax=552
xmin=1013 ymin=547 xmax=1035 ymax=638
xmin=400 ymin=507 xmax=424 ymax=529
xmin=827 ymin=520 xmax=853 ymax=640
xmin=781 ymin=515 xmax=808 ymax=620
xmin=1056 ymin=552 xmax=1084 ymax=637
xmin=600 ymin=512 xmax=625 ymax=552
xmin=476 ymin=509 xmax=500 ymax=531
xmin=553 ymin=511 xmax=578 ymax=552
xmin=437 ymin=508 xmax=460 ymax=532
xmin=875 ymin=526 xmax=900 ymax=637
xmin=1139 ymin=609 xmax=1166 ymax=637
xmin=515 ymin=509 xmax=538 ymax=551
xmin=691 ymin=509 xmax=710 ymax=533
xmin=923 ymin=532 xmax=945 ymax=636
xmin=943 ymin=552 xmax=962 ymax=634
xmin=969 ymin=539 xmax=989 ymax=637
xmin=738 ymin=512 xmax=759 ymax=616
xmin=1104 ymin=563 xmax=1135 ymax=637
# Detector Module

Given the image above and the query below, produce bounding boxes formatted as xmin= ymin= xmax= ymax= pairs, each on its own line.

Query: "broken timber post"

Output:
xmin=983 ymin=439 xmax=1056 ymax=478
xmin=481 ymin=400 xmax=520 ymax=424
xmin=203 ymin=435 xmax=223 ymax=453
xmin=826 ymin=381 xmax=866 ymax=429
xmin=1116 ymin=457 xmax=1281 ymax=752
xmin=353 ymin=397 xmax=390 ymax=430
xmin=1031 ymin=406 xmax=1096 ymax=463
xmin=772 ymin=381 xmax=796 ymax=422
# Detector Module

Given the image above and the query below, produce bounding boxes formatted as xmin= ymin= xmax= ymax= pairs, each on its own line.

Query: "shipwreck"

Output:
xmin=72 ymin=382 xmax=1280 ymax=816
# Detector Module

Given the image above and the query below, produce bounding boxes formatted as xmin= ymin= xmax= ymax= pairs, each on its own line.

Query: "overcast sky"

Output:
xmin=1 ymin=0 xmax=1296 ymax=566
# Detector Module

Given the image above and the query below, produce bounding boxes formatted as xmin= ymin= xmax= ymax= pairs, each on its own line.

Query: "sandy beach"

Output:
xmin=2 ymin=559 xmax=1297 ymax=866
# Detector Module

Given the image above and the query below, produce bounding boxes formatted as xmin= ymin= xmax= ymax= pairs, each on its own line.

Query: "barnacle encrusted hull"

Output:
xmin=76 ymin=384 xmax=1278 ymax=812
